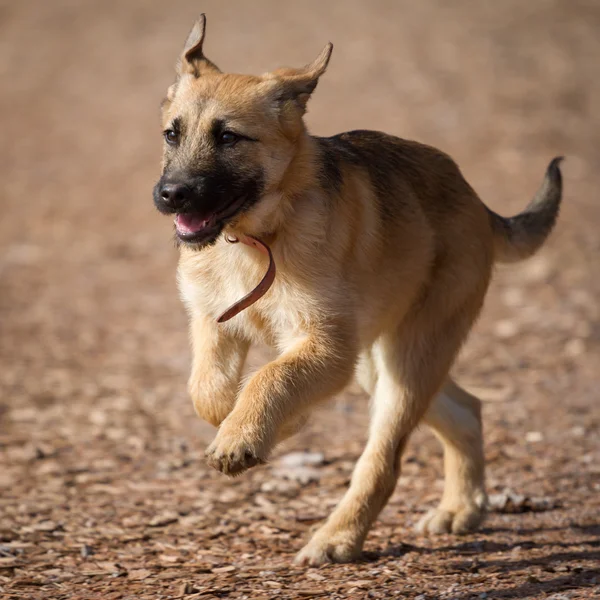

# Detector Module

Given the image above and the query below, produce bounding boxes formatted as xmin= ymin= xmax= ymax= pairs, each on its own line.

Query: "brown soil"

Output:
xmin=1 ymin=1 xmax=598 ymax=599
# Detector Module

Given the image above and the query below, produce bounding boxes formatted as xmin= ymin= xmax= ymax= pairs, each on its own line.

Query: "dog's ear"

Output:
xmin=271 ymin=43 xmax=333 ymax=111
xmin=178 ymin=14 xmax=221 ymax=77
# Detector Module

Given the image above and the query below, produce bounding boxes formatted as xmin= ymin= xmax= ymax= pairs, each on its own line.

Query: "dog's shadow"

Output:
xmin=360 ymin=527 xmax=599 ymax=598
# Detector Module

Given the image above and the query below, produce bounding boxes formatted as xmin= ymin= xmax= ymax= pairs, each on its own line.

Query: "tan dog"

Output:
xmin=153 ymin=15 xmax=563 ymax=566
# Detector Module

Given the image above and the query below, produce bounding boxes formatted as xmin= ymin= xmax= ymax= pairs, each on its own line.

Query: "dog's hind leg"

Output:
xmin=359 ymin=360 xmax=487 ymax=535
xmin=295 ymin=345 xmax=411 ymax=565
xmin=358 ymin=361 xmax=487 ymax=534
xmin=417 ymin=379 xmax=487 ymax=534
xmin=295 ymin=299 xmax=482 ymax=566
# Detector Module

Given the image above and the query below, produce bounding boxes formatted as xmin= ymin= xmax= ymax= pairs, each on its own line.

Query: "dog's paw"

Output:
xmin=416 ymin=504 xmax=486 ymax=535
xmin=294 ymin=528 xmax=363 ymax=566
xmin=205 ymin=419 xmax=269 ymax=476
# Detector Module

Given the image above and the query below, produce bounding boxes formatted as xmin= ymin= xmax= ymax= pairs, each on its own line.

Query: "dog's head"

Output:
xmin=153 ymin=15 xmax=332 ymax=248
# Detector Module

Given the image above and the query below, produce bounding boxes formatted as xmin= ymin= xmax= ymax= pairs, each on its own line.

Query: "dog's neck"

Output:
xmin=228 ymin=130 xmax=319 ymax=246
xmin=278 ymin=130 xmax=321 ymax=199
xmin=261 ymin=132 xmax=323 ymax=238
xmin=217 ymin=132 xmax=320 ymax=322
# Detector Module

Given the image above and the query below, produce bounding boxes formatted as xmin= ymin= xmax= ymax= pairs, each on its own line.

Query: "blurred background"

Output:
xmin=1 ymin=1 xmax=598 ymax=599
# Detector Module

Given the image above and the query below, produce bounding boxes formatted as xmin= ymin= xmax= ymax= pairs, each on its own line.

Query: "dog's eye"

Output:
xmin=219 ymin=131 xmax=240 ymax=146
xmin=164 ymin=129 xmax=179 ymax=146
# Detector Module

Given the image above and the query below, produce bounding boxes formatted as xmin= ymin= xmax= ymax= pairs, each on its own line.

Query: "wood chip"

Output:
xmin=148 ymin=512 xmax=179 ymax=527
xmin=210 ymin=565 xmax=236 ymax=573
xmin=128 ymin=568 xmax=153 ymax=580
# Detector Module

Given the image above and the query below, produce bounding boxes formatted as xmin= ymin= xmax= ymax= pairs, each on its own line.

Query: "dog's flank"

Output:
xmin=154 ymin=14 xmax=564 ymax=566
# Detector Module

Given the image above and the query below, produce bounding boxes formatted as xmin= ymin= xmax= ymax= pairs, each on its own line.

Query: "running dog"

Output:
xmin=153 ymin=15 xmax=563 ymax=565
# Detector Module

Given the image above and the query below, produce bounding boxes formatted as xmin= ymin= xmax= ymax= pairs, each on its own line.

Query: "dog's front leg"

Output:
xmin=188 ymin=313 xmax=249 ymax=427
xmin=205 ymin=329 xmax=356 ymax=476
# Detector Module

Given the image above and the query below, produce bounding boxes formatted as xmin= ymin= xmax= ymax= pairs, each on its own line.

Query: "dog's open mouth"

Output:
xmin=175 ymin=212 xmax=219 ymax=242
xmin=174 ymin=195 xmax=248 ymax=244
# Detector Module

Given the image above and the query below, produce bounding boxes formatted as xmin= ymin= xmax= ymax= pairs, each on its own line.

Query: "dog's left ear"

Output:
xmin=179 ymin=14 xmax=221 ymax=77
xmin=271 ymin=43 xmax=333 ymax=111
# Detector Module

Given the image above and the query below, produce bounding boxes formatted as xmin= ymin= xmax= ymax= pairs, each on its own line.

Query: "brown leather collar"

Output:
xmin=216 ymin=234 xmax=277 ymax=323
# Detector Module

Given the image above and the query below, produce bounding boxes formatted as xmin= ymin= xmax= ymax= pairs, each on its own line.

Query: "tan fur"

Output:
xmin=158 ymin=16 xmax=563 ymax=565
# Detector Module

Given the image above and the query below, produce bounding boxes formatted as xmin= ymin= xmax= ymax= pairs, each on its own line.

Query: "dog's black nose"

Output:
xmin=159 ymin=182 xmax=190 ymax=211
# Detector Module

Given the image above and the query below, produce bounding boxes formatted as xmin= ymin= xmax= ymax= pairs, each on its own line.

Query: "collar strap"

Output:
xmin=216 ymin=234 xmax=276 ymax=323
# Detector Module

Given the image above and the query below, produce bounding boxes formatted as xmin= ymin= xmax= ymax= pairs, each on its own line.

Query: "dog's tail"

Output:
xmin=489 ymin=157 xmax=563 ymax=263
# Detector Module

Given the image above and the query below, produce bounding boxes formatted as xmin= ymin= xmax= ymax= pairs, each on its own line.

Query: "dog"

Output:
xmin=153 ymin=15 xmax=563 ymax=566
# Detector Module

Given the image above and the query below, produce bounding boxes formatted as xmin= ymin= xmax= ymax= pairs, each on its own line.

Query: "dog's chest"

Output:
xmin=178 ymin=243 xmax=302 ymax=344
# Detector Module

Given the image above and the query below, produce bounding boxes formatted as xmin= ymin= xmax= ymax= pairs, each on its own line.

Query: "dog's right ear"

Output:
xmin=178 ymin=14 xmax=221 ymax=77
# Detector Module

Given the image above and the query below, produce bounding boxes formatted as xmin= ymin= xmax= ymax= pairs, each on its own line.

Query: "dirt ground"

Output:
xmin=1 ymin=1 xmax=599 ymax=599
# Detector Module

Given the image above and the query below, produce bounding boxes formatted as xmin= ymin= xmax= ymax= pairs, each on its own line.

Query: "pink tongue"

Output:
xmin=176 ymin=213 xmax=209 ymax=234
